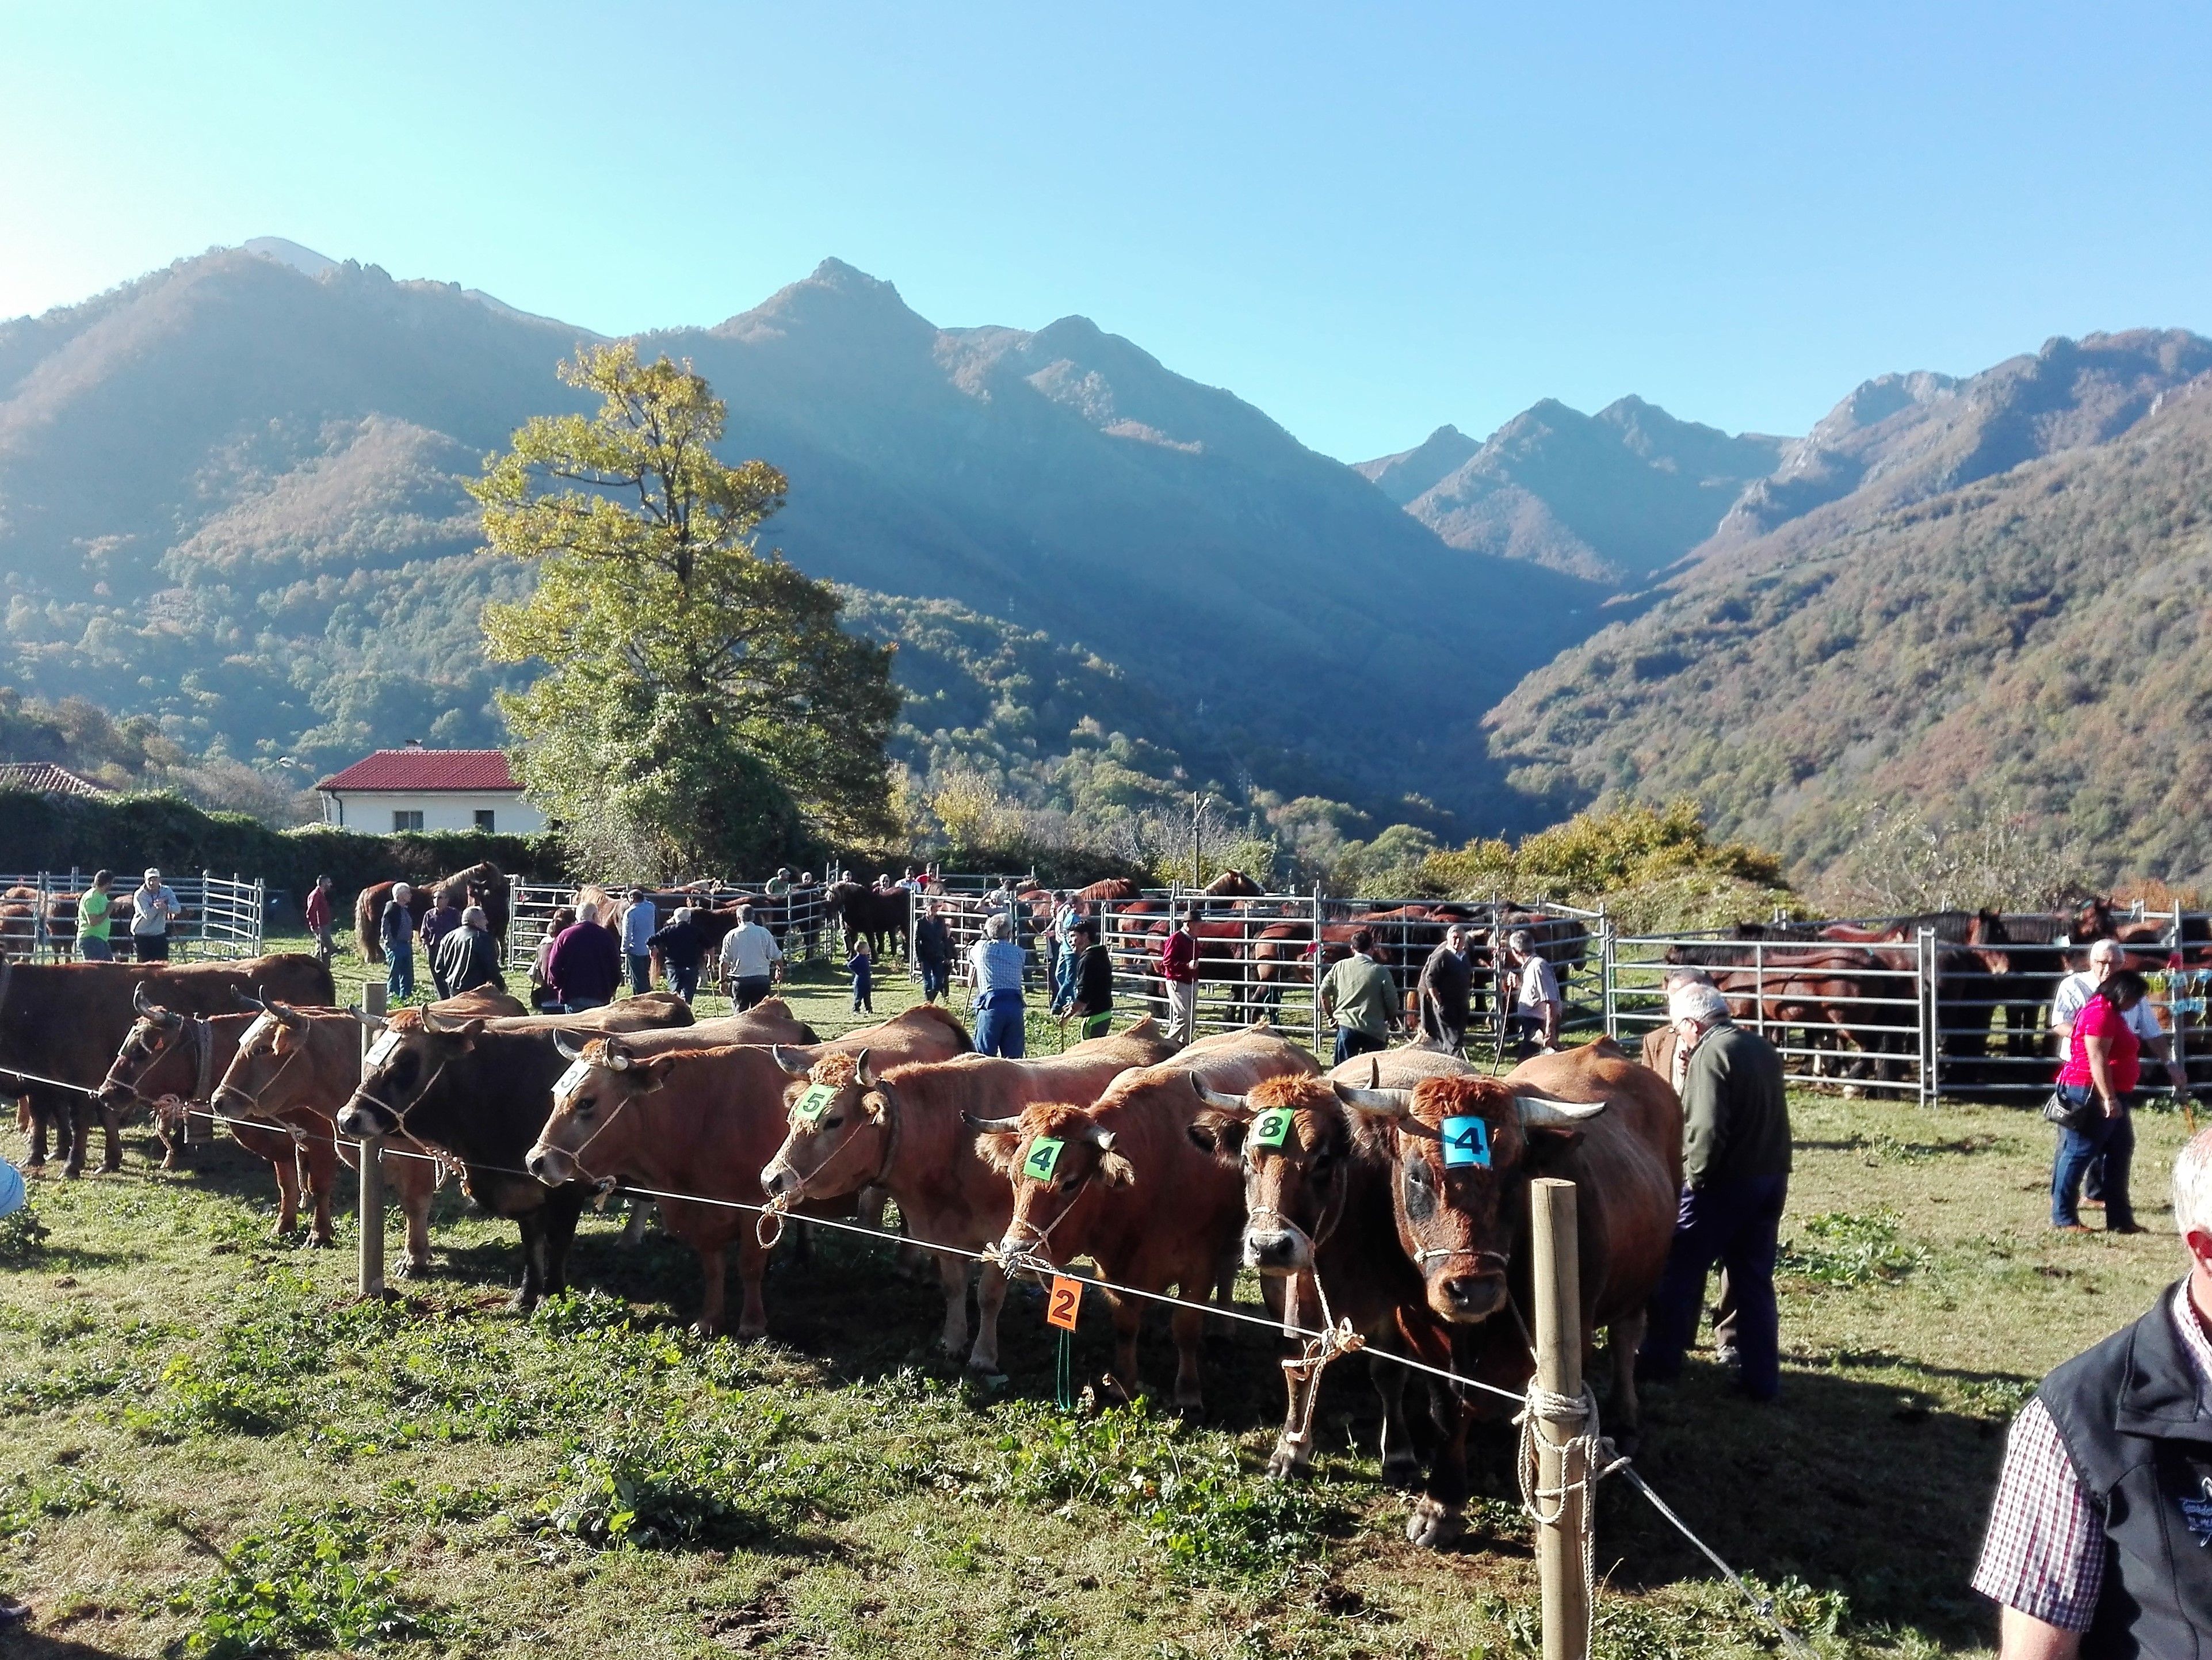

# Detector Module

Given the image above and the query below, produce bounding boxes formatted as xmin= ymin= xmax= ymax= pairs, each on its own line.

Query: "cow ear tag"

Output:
xmin=1252 ymin=1108 xmax=1293 ymax=1151
xmin=1441 ymin=1115 xmax=1491 ymax=1170
xmin=793 ymin=1083 xmax=839 ymax=1123
xmin=1023 ymin=1136 xmax=1064 ymax=1182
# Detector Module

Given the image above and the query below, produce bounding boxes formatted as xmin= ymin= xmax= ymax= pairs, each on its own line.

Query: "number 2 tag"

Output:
xmin=1441 ymin=1115 xmax=1491 ymax=1170
xmin=1022 ymin=1136 xmax=1064 ymax=1182
xmin=1251 ymin=1108 xmax=1293 ymax=1151
xmin=365 ymin=1029 xmax=403 ymax=1068
xmin=793 ymin=1083 xmax=839 ymax=1123
xmin=1046 ymin=1274 xmax=1082 ymax=1331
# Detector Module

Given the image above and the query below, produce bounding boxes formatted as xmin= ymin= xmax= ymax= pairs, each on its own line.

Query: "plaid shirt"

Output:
xmin=1972 ymin=1283 xmax=2212 ymax=1630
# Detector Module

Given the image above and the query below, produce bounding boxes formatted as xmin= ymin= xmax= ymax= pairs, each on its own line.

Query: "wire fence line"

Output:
xmin=0 ymin=871 xmax=264 ymax=962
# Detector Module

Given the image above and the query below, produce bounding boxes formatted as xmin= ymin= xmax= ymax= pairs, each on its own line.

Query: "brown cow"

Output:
xmin=759 ymin=1017 xmax=1176 ymax=1370
xmin=1187 ymin=1047 xmax=1475 ymax=1498
xmin=1322 ymin=1038 xmax=1682 ymax=1547
xmin=121 ymin=1005 xmax=442 ymax=1270
xmin=974 ymin=1025 xmax=1317 ymax=1409
xmin=524 ymin=1004 xmax=972 ymax=1336
xmin=0 ymin=954 xmax=334 ymax=1176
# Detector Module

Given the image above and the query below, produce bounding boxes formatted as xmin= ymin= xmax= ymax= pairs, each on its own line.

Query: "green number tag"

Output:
xmin=793 ymin=1083 xmax=839 ymax=1123
xmin=1251 ymin=1108 xmax=1293 ymax=1151
xmin=1022 ymin=1136 xmax=1064 ymax=1182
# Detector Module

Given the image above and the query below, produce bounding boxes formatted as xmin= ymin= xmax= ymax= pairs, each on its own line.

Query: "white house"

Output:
xmin=315 ymin=747 xmax=545 ymax=835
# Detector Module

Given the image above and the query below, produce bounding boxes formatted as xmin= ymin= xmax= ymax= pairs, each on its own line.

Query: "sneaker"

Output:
xmin=0 ymin=1602 xmax=30 ymax=1629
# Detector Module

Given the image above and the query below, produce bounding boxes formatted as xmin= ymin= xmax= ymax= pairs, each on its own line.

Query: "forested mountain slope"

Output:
xmin=1485 ymin=373 xmax=2212 ymax=882
xmin=0 ymin=245 xmax=1602 ymax=823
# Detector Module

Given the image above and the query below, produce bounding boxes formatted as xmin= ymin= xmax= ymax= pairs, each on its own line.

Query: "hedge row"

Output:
xmin=0 ymin=790 xmax=563 ymax=914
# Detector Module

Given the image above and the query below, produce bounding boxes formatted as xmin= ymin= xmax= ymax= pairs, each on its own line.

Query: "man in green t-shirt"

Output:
xmin=75 ymin=869 xmax=114 ymax=961
xmin=1319 ymin=929 xmax=1404 ymax=1067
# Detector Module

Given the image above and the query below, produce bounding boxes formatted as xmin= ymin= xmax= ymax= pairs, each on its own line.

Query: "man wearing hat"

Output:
xmin=129 ymin=868 xmax=180 ymax=961
xmin=1638 ymin=980 xmax=1792 ymax=1402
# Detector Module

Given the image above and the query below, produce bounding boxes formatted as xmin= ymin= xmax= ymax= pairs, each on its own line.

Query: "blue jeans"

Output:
xmin=976 ymin=997 xmax=1026 ymax=1058
xmin=2053 ymin=1090 xmax=2134 ymax=1228
xmin=386 ymin=948 xmax=414 ymax=1001
xmin=628 ymin=953 xmax=652 ymax=995
xmin=79 ymin=936 xmax=113 ymax=961
xmin=1640 ymin=1174 xmax=1787 ymax=1402
xmin=1333 ymin=1027 xmax=1386 ymax=1068
xmin=920 ymin=959 xmax=949 ymax=1001
xmin=668 ymin=962 xmax=698 ymax=1002
xmin=1051 ymin=948 xmax=1079 ymax=1013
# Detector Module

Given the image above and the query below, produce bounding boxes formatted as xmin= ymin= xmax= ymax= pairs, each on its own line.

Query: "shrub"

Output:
xmin=169 ymin=1506 xmax=442 ymax=1657
xmin=1779 ymin=1209 xmax=1928 ymax=1288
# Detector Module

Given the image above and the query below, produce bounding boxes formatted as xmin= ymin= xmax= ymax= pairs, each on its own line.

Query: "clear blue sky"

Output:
xmin=3 ymin=1 xmax=2207 ymax=461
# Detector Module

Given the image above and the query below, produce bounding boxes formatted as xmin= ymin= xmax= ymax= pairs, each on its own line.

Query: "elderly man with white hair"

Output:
xmin=1637 ymin=979 xmax=1791 ymax=1402
xmin=434 ymin=905 xmax=503 ymax=998
xmin=379 ymin=881 xmax=418 ymax=1002
xmin=969 ymin=910 xmax=1029 ymax=1058
xmin=2052 ymin=938 xmax=2190 ymax=1213
xmin=1973 ymin=1127 xmax=2212 ymax=1656
xmin=1498 ymin=929 xmax=1562 ymax=1058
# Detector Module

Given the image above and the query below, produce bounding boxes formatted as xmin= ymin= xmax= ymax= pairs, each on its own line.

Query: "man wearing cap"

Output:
xmin=129 ymin=868 xmax=180 ymax=961
xmin=1638 ymin=980 xmax=1791 ymax=1402
xmin=620 ymin=888 xmax=657 ymax=997
xmin=2053 ymin=939 xmax=2189 ymax=1210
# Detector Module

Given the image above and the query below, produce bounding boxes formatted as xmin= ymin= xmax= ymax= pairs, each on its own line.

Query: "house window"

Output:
xmin=475 ymin=809 xmax=496 ymax=833
xmin=392 ymin=810 xmax=424 ymax=832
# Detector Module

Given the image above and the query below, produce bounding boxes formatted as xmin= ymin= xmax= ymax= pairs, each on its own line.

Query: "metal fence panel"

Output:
xmin=0 ymin=871 xmax=263 ymax=961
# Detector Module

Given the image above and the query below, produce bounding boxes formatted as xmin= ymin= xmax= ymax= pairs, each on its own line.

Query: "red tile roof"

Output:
xmin=315 ymin=749 xmax=521 ymax=793
xmin=0 ymin=763 xmax=111 ymax=799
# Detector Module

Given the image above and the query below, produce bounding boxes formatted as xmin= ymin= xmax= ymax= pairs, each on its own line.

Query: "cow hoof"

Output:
xmin=511 ymin=1291 xmax=541 ymax=1312
xmin=1380 ymin=1453 xmax=1422 ymax=1491
xmin=735 ymin=1321 xmax=767 ymax=1342
xmin=308 ymin=1235 xmax=335 ymax=1251
xmin=1266 ymin=1444 xmax=1312 ymax=1481
xmin=393 ymin=1257 xmax=431 ymax=1281
xmin=102 ymin=1158 xmax=123 ymax=1174
xmin=1405 ymin=1498 xmax=1464 ymax=1551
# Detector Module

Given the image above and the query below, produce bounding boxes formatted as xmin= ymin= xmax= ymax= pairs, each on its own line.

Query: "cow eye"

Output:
xmin=821 ymin=1114 xmax=843 ymax=1130
xmin=1402 ymin=1159 xmax=1437 ymax=1221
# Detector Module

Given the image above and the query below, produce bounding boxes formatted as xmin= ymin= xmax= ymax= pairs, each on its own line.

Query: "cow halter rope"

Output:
xmin=755 ymin=1087 xmax=903 ymax=1250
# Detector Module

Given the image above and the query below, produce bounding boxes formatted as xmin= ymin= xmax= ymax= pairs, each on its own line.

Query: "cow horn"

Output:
xmin=268 ymin=999 xmax=305 ymax=1028
xmin=1516 ymin=1094 xmax=1607 ymax=1127
xmin=961 ymin=1111 xmax=1023 ymax=1132
xmin=1084 ymin=1125 xmax=1117 ymax=1152
xmin=1188 ymin=1075 xmax=1252 ymax=1115
xmin=852 ymin=1048 xmax=874 ymax=1087
xmin=133 ymin=980 xmax=155 ymax=1016
xmin=1330 ymin=1080 xmax=1415 ymax=1117
xmin=598 ymin=1037 xmax=632 ymax=1071
xmin=769 ymin=1045 xmax=811 ymax=1079
xmin=234 ymin=987 xmax=268 ymax=1013
xmin=553 ymin=1032 xmax=588 ymax=1062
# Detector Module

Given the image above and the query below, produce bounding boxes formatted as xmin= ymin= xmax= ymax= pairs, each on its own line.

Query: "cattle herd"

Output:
xmin=0 ymin=934 xmax=1679 ymax=1554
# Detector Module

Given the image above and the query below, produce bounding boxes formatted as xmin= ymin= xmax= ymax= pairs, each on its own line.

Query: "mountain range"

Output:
xmin=5 ymin=238 xmax=2211 ymax=880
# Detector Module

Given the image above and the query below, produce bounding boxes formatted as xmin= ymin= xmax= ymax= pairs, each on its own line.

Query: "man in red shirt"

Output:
xmin=1160 ymin=910 xmax=1200 ymax=1046
xmin=304 ymin=875 xmax=335 ymax=964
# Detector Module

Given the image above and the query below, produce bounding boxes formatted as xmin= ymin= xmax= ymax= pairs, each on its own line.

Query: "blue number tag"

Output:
xmin=1441 ymin=1115 xmax=1491 ymax=1170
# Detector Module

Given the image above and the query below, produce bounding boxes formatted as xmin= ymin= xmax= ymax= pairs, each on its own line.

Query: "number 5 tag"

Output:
xmin=793 ymin=1083 xmax=838 ymax=1123
xmin=1022 ymin=1136 xmax=1064 ymax=1182
xmin=1441 ymin=1115 xmax=1491 ymax=1170
xmin=1046 ymin=1274 xmax=1082 ymax=1331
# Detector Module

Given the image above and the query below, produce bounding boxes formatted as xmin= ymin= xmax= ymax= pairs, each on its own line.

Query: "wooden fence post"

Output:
xmin=358 ymin=983 xmax=387 ymax=1297
xmin=1531 ymin=1176 xmax=1589 ymax=1660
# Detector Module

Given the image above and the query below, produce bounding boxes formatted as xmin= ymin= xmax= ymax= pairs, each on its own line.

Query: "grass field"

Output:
xmin=0 ymin=935 xmax=2197 ymax=1658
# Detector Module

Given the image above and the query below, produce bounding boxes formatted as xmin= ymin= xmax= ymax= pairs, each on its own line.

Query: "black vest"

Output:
xmin=2038 ymin=1281 xmax=2212 ymax=1658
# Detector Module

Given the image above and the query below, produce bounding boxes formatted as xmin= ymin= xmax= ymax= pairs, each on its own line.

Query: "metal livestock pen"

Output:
xmin=0 ymin=870 xmax=264 ymax=961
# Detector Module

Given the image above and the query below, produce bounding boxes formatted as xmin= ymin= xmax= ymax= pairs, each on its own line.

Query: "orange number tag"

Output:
xmin=1046 ymin=1274 xmax=1082 ymax=1331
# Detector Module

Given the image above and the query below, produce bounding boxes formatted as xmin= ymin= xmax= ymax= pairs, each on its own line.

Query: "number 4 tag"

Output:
xmin=1022 ymin=1136 xmax=1064 ymax=1182
xmin=1441 ymin=1115 xmax=1491 ymax=1169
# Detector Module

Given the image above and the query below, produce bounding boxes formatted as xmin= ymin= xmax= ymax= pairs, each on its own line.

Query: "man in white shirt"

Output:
xmin=1500 ymin=930 xmax=1562 ymax=1058
xmin=2051 ymin=938 xmax=2189 ymax=1207
xmin=129 ymin=868 xmax=181 ymax=962
xmin=716 ymin=905 xmax=783 ymax=1010
xmin=620 ymin=888 xmax=657 ymax=997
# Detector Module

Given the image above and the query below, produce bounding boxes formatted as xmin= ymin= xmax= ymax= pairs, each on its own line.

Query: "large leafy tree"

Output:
xmin=473 ymin=344 xmax=899 ymax=879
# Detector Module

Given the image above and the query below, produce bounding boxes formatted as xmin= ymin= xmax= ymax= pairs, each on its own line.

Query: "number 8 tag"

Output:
xmin=1441 ymin=1115 xmax=1491 ymax=1170
xmin=793 ymin=1083 xmax=838 ymax=1123
xmin=1022 ymin=1137 xmax=1064 ymax=1182
xmin=1251 ymin=1108 xmax=1293 ymax=1151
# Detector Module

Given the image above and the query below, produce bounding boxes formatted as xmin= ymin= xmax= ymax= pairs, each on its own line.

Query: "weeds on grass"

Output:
xmin=0 ymin=1207 xmax=50 ymax=1266
xmin=1780 ymin=1209 xmax=1929 ymax=1288
xmin=167 ymin=1505 xmax=452 ymax=1658
xmin=992 ymin=1400 xmax=1336 ymax=1581
xmin=0 ymin=1467 xmax=124 ymax=1543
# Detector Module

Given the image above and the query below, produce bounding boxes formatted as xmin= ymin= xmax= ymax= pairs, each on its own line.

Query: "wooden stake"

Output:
xmin=1531 ymin=1176 xmax=1588 ymax=1660
xmin=358 ymin=983 xmax=386 ymax=1297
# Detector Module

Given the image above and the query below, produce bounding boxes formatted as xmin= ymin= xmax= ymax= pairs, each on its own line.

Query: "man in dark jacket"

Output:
xmin=1637 ymin=980 xmax=1790 ymax=1401
xmin=647 ymin=907 xmax=707 ymax=1002
xmin=420 ymin=891 xmax=464 ymax=997
xmin=546 ymin=902 xmax=621 ymax=1012
xmin=380 ymin=883 xmax=417 ymax=1002
xmin=1417 ymin=924 xmax=1476 ymax=1053
xmin=433 ymin=906 xmax=503 ymax=998
xmin=914 ymin=903 xmax=953 ymax=1005
xmin=1067 ymin=919 xmax=1115 ymax=1039
xmin=1973 ymin=1125 xmax=2212 ymax=1657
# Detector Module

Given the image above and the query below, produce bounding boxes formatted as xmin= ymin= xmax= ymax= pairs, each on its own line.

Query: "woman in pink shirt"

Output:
xmin=2052 ymin=968 xmax=2150 ymax=1233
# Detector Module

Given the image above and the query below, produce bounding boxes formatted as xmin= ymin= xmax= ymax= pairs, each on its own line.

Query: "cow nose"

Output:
xmin=525 ymin=1146 xmax=566 ymax=1185
xmin=335 ymin=1104 xmax=384 ymax=1139
xmin=1243 ymin=1230 xmax=1301 ymax=1271
xmin=762 ymin=1164 xmax=795 ymax=1199
xmin=1439 ymin=1273 xmax=1506 ymax=1319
